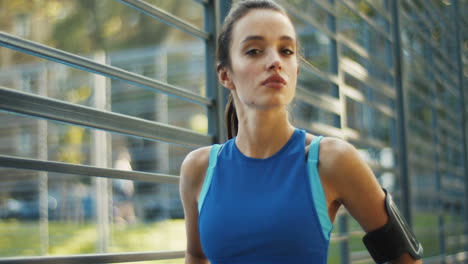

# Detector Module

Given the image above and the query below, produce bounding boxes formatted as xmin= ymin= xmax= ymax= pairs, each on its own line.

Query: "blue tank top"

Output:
xmin=198 ymin=129 xmax=332 ymax=264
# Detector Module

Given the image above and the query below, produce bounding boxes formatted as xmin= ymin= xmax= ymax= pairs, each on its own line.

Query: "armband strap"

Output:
xmin=363 ymin=188 xmax=423 ymax=263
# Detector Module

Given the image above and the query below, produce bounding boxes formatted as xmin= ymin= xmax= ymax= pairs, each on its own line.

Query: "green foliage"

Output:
xmin=51 ymin=0 xmax=185 ymax=53
xmin=0 ymin=219 xmax=186 ymax=263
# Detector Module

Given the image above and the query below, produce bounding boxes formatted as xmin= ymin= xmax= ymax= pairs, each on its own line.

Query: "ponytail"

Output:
xmin=224 ymin=94 xmax=238 ymax=139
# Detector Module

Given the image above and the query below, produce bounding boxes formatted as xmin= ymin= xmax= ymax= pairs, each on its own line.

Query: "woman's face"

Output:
xmin=220 ymin=9 xmax=298 ymax=110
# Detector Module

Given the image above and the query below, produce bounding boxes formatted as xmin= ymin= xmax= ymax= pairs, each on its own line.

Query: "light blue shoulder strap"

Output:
xmin=198 ymin=144 xmax=223 ymax=213
xmin=307 ymin=136 xmax=333 ymax=241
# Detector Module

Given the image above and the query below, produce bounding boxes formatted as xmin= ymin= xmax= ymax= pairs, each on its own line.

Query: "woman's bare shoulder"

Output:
xmin=306 ymin=134 xmax=362 ymax=199
xmin=305 ymin=133 xmax=356 ymax=174
xmin=319 ymin=137 xmax=354 ymax=166
xmin=180 ymin=146 xmax=212 ymax=188
xmin=180 ymin=146 xmax=211 ymax=177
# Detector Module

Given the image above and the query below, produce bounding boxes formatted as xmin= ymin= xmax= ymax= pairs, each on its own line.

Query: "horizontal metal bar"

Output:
xmin=295 ymin=86 xmax=342 ymax=115
xmin=0 ymin=250 xmax=185 ymax=264
xmin=433 ymin=52 xmax=458 ymax=80
xmin=406 ymin=84 xmax=434 ymax=108
xmin=350 ymin=250 xmax=372 ymax=263
xmin=427 ymin=2 xmax=455 ymax=35
xmin=0 ymin=32 xmax=212 ymax=106
xmin=424 ymin=251 xmax=467 ymax=264
xmin=300 ymin=59 xmax=340 ymax=85
xmin=438 ymin=117 xmax=463 ymax=139
xmin=439 ymin=161 xmax=465 ymax=177
xmin=402 ymin=0 xmax=433 ymax=31
xmin=300 ymin=120 xmax=392 ymax=155
xmin=339 ymin=56 xmax=396 ymax=99
xmin=320 ymin=123 xmax=389 ymax=151
xmin=337 ymin=34 xmax=394 ymax=78
xmin=294 ymin=120 xmax=343 ymax=139
xmin=330 ymin=233 xmax=349 ymax=242
xmin=409 ymin=0 xmax=450 ymax=34
xmin=341 ymin=126 xmax=360 ymax=141
xmin=117 ymin=0 xmax=210 ymax=40
xmin=399 ymin=9 xmax=458 ymax=71
xmin=407 ymin=125 xmax=434 ymax=145
xmin=414 ymin=223 xmax=465 ymax=234
xmin=340 ymin=126 xmax=389 ymax=149
xmin=347 ymin=230 xmax=366 ymax=238
xmin=438 ymin=134 xmax=464 ymax=154
xmin=341 ymin=85 xmax=395 ymax=118
xmin=0 ymin=86 xmax=213 ymax=148
xmin=441 ymin=141 xmax=464 ymax=158
xmin=431 ymin=68 xmax=459 ymax=98
xmin=312 ymin=0 xmax=336 ymax=16
xmin=408 ymin=152 xmax=436 ymax=171
xmin=433 ymin=55 xmax=459 ymax=85
xmin=407 ymin=115 xmax=432 ymax=135
xmin=339 ymin=0 xmax=392 ymax=42
xmin=280 ymin=0 xmax=336 ymax=40
xmin=409 ymin=158 xmax=464 ymax=180
xmin=194 ymin=0 xmax=208 ymax=5
xmin=423 ymin=0 xmax=441 ymax=28
xmin=0 ymin=155 xmax=179 ymax=184
xmin=407 ymin=148 xmax=437 ymax=169
xmin=361 ymin=0 xmax=391 ymax=22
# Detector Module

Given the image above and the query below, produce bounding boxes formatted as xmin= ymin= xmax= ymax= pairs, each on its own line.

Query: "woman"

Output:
xmin=180 ymin=1 xmax=422 ymax=263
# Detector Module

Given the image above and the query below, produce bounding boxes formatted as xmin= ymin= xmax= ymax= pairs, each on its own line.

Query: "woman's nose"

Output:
xmin=266 ymin=52 xmax=282 ymax=71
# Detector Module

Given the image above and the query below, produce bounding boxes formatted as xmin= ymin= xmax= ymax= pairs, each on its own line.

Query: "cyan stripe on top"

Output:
xmin=198 ymin=144 xmax=222 ymax=213
xmin=307 ymin=135 xmax=333 ymax=241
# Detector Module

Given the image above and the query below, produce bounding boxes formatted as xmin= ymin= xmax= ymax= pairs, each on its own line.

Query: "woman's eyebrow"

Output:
xmin=241 ymin=35 xmax=265 ymax=43
xmin=279 ymin=36 xmax=295 ymax=42
xmin=241 ymin=35 xmax=295 ymax=43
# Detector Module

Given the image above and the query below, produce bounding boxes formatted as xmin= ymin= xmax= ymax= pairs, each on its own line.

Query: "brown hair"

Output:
xmin=217 ymin=0 xmax=291 ymax=139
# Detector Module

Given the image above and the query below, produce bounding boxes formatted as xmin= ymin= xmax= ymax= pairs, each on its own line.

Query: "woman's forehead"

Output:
xmin=231 ymin=9 xmax=296 ymax=44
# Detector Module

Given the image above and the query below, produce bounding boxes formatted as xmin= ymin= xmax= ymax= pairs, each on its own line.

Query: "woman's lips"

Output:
xmin=261 ymin=74 xmax=287 ymax=88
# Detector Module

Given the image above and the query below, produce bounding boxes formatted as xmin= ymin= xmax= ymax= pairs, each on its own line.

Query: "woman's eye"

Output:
xmin=282 ymin=49 xmax=294 ymax=55
xmin=245 ymin=49 xmax=262 ymax=56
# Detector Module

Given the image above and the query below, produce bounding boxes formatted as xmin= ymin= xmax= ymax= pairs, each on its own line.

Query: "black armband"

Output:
xmin=362 ymin=189 xmax=423 ymax=263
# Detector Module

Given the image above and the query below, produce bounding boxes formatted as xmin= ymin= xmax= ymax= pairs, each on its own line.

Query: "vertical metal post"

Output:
xmin=219 ymin=0 xmax=232 ymax=140
xmin=384 ymin=0 xmax=393 ymax=72
xmin=362 ymin=19 xmax=374 ymax=140
xmin=427 ymin=37 xmax=446 ymax=256
xmin=327 ymin=0 xmax=340 ymax=109
xmin=93 ymin=51 xmax=110 ymax=253
xmin=384 ymin=0 xmax=399 ymax=199
xmin=219 ymin=0 xmax=232 ymax=21
xmin=38 ymin=64 xmax=49 ymax=255
xmin=155 ymin=50 xmax=170 ymax=218
xmin=338 ymin=214 xmax=349 ymax=264
xmin=390 ymin=0 xmax=412 ymax=225
xmin=452 ymin=0 xmax=468 ymax=256
xmin=328 ymin=0 xmax=349 ymax=261
xmin=205 ymin=0 xmax=224 ymax=143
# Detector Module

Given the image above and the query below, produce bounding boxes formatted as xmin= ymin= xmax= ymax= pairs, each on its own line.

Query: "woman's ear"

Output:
xmin=217 ymin=66 xmax=235 ymax=90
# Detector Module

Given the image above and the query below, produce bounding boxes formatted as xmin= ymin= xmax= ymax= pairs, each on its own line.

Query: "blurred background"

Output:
xmin=0 ymin=0 xmax=466 ymax=263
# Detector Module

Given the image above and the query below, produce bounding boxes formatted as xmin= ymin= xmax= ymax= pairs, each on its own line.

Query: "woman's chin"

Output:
xmin=247 ymin=102 xmax=288 ymax=111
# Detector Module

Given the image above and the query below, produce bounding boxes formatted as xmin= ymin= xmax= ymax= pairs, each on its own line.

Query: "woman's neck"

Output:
xmin=235 ymin=107 xmax=295 ymax=159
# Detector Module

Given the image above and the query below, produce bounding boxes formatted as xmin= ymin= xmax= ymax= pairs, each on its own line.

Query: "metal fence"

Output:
xmin=0 ymin=0 xmax=466 ymax=263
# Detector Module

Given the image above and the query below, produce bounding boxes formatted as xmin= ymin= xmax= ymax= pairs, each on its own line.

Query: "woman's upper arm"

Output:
xmin=179 ymin=147 xmax=211 ymax=263
xmin=321 ymin=138 xmax=387 ymax=232
xmin=322 ymin=138 xmax=422 ymax=263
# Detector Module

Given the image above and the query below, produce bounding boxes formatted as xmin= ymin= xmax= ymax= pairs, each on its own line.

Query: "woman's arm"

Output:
xmin=179 ymin=147 xmax=211 ymax=264
xmin=320 ymin=138 xmax=422 ymax=264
